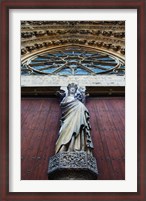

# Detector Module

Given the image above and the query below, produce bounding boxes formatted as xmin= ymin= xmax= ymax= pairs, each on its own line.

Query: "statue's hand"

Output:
xmin=55 ymin=90 xmax=66 ymax=102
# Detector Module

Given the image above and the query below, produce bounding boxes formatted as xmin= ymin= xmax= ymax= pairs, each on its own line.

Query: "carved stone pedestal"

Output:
xmin=48 ymin=151 xmax=98 ymax=180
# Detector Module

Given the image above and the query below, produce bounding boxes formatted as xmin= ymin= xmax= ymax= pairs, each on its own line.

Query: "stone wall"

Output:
xmin=21 ymin=75 xmax=125 ymax=87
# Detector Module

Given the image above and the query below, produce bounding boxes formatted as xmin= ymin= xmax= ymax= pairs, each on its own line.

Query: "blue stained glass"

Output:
xmin=92 ymin=68 xmax=105 ymax=73
xmin=64 ymin=52 xmax=73 ymax=55
xmin=118 ymin=71 xmax=125 ymax=75
xmin=90 ymin=54 xmax=100 ymax=57
xmin=21 ymin=71 xmax=28 ymax=75
xmin=100 ymin=65 xmax=114 ymax=69
xmin=47 ymin=54 xmax=54 ymax=56
xmin=98 ymin=57 xmax=114 ymax=61
xmin=53 ymin=53 xmax=63 ymax=57
xmin=75 ymin=68 xmax=89 ymax=75
xmin=69 ymin=59 xmax=78 ymax=62
xmin=58 ymin=68 xmax=72 ymax=75
xmin=88 ymin=67 xmax=96 ymax=71
xmin=84 ymin=53 xmax=93 ymax=56
xmin=30 ymin=61 xmax=42 ymax=64
xmin=81 ymin=62 xmax=90 ymax=65
xmin=120 ymin=65 xmax=125 ymax=69
xmin=93 ymin=63 xmax=114 ymax=69
xmin=70 ymin=64 xmax=77 ymax=67
xmin=73 ymin=52 xmax=82 ymax=55
xmin=35 ymin=57 xmax=49 ymax=61
xmin=42 ymin=68 xmax=58 ymax=73
xmin=86 ymin=64 xmax=93 ymax=67
xmin=32 ymin=66 xmax=46 ymax=70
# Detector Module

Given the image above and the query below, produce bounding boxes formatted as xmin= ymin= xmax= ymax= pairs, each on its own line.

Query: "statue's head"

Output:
xmin=78 ymin=87 xmax=85 ymax=93
xmin=67 ymin=83 xmax=78 ymax=95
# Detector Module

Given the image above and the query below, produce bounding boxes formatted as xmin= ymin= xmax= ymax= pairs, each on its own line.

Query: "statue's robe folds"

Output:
xmin=55 ymin=97 xmax=94 ymax=153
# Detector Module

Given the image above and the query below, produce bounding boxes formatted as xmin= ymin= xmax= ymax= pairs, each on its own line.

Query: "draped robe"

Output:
xmin=55 ymin=95 xmax=94 ymax=153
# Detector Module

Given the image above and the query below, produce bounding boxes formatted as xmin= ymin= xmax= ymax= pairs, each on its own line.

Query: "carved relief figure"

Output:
xmin=55 ymin=83 xmax=94 ymax=155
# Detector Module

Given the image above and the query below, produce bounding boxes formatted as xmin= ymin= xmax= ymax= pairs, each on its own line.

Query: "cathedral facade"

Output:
xmin=21 ymin=21 xmax=125 ymax=180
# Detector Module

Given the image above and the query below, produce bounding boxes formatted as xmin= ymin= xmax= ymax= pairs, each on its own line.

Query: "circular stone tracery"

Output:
xmin=21 ymin=46 xmax=125 ymax=76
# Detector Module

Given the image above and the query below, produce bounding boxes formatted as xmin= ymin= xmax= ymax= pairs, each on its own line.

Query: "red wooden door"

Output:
xmin=21 ymin=97 xmax=125 ymax=180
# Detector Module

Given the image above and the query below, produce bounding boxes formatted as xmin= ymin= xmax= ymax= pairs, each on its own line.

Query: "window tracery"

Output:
xmin=21 ymin=46 xmax=125 ymax=76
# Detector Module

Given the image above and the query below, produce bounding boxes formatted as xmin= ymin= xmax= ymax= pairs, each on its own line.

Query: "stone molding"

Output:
xmin=21 ymin=74 xmax=125 ymax=87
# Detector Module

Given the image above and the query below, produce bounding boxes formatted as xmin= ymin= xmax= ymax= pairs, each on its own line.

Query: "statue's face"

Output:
xmin=69 ymin=87 xmax=76 ymax=94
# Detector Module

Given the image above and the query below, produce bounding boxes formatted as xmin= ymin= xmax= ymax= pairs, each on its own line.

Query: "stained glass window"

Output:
xmin=21 ymin=46 xmax=125 ymax=76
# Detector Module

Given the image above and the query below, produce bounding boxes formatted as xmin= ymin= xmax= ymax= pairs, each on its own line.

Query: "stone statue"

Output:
xmin=48 ymin=83 xmax=98 ymax=179
xmin=55 ymin=83 xmax=94 ymax=155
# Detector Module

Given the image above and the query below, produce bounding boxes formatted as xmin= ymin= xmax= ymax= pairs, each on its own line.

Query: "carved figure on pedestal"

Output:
xmin=48 ymin=83 xmax=98 ymax=179
xmin=55 ymin=83 xmax=93 ymax=155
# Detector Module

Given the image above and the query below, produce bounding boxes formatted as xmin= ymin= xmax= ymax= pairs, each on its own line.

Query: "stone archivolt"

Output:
xmin=21 ymin=21 xmax=125 ymax=58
